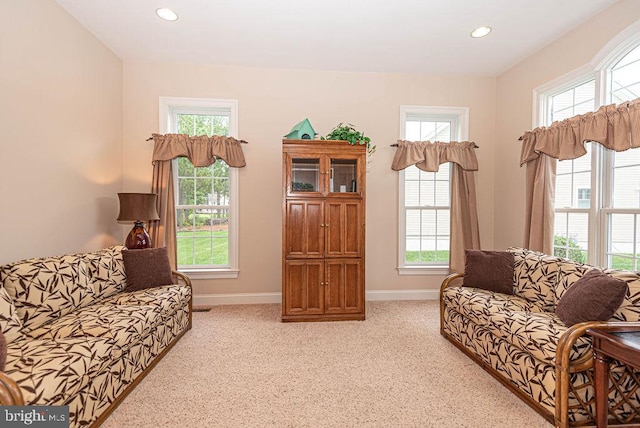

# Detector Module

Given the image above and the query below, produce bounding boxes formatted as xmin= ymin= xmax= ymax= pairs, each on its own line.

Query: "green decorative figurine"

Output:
xmin=284 ymin=118 xmax=317 ymax=140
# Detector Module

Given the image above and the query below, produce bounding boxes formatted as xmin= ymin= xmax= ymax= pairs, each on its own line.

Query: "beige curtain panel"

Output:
xmin=519 ymin=97 xmax=640 ymax=254
xmin=522 ymin=154 xmax=556 ymax=255
xmin=148 ymin=133 xmax=247 ymax=269
xmin=391 ymin=140 xmax=481 ymax=273
xmin=148 ymin=160 xmax=176 ymax=267
xmin=519 ymin=97 xmax=640 ymax=165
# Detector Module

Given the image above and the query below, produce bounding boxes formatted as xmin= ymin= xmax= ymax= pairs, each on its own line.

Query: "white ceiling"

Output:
xmin=55 ymin=0 xmax=618 ymax=76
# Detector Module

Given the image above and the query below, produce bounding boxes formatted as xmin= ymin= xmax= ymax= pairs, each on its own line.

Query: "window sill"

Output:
xmin=178 ymin=268 xmax=239 ymax=280
xmin=397 ymin=265 xmax=450 ymax=276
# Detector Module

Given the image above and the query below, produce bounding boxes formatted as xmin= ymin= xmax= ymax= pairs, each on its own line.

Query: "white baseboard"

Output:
xmin=194 ymin=293 xmax=281 ymax=306
xmin=193 ymin=289 xmax=438 ymax=306
xmin=365 ymin=289 xmax=439 ymax=301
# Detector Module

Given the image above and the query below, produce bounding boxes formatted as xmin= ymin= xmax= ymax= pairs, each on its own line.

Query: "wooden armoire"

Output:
xmin=281 ymin=139 xmax=366 ymax=322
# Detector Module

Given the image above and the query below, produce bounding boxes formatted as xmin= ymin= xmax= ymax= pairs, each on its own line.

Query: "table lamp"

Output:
xmin=117 ymin=193 xmax=160 ymax=249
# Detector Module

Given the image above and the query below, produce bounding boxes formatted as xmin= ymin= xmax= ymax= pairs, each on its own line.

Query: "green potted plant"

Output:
xmin=322 ymin=123 xmax=376 ymax=157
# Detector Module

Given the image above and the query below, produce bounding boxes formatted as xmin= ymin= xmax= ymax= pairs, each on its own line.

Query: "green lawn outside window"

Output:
xmin=177 ymin=230 xmax=228 ymax=266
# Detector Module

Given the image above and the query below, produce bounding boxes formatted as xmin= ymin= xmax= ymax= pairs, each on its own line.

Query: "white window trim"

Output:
xmin=534 ymin=22 xmax=640 ymax=268
xmin=397 ymin=105 xmax=469 ymax=276
xmin=159 ymin=97 xmax=239 ymax=279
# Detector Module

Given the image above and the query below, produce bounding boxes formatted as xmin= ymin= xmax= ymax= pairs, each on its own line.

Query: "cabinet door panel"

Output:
xmin=326 ymin=200 xmax=362 ymax=257
xmin=284 ymin=260 xmax=324 ymax=315
xmin=329 ymin=157 xmax=358 ymax=194
xmin=325 ymin=259 xmax=364 ymax=314
xmin=344 ymin=201 xmax=362 ymax=255
xmin=286 ymin=200 xmax=324 ymax=257
xmin=284 ymin=152 xmax=331 ymax=195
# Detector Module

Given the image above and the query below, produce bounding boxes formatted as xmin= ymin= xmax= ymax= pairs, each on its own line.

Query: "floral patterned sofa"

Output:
xmin=440 ymin=247 xmax=640 ymax=427
xmin=0 ymin=246 xmax=192 ymax=428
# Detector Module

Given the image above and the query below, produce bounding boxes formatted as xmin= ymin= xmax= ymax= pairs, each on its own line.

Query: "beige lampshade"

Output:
xmin=117 ymin=193 xmax=160 ymax=222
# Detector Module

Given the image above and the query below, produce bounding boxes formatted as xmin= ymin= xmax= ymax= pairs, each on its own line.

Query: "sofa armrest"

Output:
xmin=171 ymin=270 xmax=192 ymax=288
xmin=555 ymin=320 xmax=640 ymax=427
xmin=439 ymin=273 xmax=464 ymax=336
xmin=0 ymin=371 xmax=24 ymax=405
xmin=171 ymin=271 xmax=193 ymax=330
xmin=440 ymin=272 xmax=464 ymax=294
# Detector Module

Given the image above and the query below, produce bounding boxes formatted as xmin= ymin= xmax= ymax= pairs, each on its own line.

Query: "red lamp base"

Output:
xmin=125 ymin=221 xmax=152 ymax=249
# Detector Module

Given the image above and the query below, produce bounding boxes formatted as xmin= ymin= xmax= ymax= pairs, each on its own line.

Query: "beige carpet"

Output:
xmin=102 ymin=301 xmax=551 ymax=428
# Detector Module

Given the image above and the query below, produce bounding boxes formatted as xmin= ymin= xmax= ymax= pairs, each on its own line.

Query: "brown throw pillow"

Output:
xmin=122 ymin=247 xmax=174 ymax=291
xmin=556 ymin=269 xmax=628 ymax=327
xmin=463 ymin=250 xmax=514 ymax=295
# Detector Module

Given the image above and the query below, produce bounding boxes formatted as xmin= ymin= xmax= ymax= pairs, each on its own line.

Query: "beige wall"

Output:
xmin=494 ymin=0 xmax=640 ymax=251
xmin=0 ymin=1 xmax=123 ymax=264
xmin=123 ymin=64 xmax=496 ymax=297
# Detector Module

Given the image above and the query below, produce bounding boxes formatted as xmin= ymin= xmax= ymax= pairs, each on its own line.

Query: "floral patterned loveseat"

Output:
xmin=440 ymin=247 xmax=640 ymax=427
xmin=0 ymin=246 xmax=192 ymax=427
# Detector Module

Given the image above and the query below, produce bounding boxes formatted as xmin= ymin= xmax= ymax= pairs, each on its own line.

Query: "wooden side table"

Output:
xmin=587 ymin=327 xmax=640 ymax=428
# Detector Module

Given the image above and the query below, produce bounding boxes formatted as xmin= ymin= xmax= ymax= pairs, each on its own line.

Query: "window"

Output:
xmin=550 ymin=81 xmax=595 ymax=264
xmin=159 ymin=97 xmax=239 ymax=278
xmin=606 ymin=44 xmax=640 ymax=270
xmin=539 ymin=37 xmax=640 ymax=268
xmin=398 ymin=106 xmax=469 ymax=275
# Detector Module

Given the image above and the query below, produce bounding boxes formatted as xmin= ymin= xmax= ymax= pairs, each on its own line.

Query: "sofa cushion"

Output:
xmin=100 ymin=284 xmax=191 ymax=318
xmin=444 ymin=282 xmax=592 ymax=364
xmin=0 ymin=287 xmax=24 ymax=343
xmin=556 ymin=269 xmax=628 ymax=327
xmin=463 ymin=250 xmax=515 ymax=294
xmin=0 ymin=330 xmax=6 ymax=372
xmin=442 ymin=286 xmax=543 ymax=327
xmin=4 ymin=336 xmax=113 ymax=405
xmin=509 ymin=247 xmax=563 ymax=311
xmin=81 ymin=246 xmax=127 ymax=299
xmin=486 ymin=309 xmax=592 ymax=364
xmin=0 ymin=255 xmax=95 ymax=333
xmin=27 ymin=304 xmax=160 ymax=353
xmin=122 ymin=247 xmax=173 ymax=291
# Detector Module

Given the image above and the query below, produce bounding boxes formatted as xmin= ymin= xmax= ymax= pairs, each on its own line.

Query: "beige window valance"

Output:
xmin=391 ymin=140 xmax=478 ymax=172
xmin=519 ymin=97 xmax=640 ymax=166
xmin=151 ymin=133 xmax=247 ymax=168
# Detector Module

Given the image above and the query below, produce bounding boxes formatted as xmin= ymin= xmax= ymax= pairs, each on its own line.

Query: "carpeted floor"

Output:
xmin=102 ymin=301 xmax=551 ymax=427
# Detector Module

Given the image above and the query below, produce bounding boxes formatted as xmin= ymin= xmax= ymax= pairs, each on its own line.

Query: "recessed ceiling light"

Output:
xmin=470 ymin=26 xmax=492 ymax=38
xmin=156 ymin=8 xmax=178 ymax=21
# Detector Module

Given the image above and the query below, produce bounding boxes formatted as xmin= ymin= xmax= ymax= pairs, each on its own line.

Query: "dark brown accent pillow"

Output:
xmin=556 ymin=269 xmax=628 ymax=327
xmin=122 ymin=247 xmax=174 ymax=291
xmin=462 ymin=250 xmax=515 ymax=295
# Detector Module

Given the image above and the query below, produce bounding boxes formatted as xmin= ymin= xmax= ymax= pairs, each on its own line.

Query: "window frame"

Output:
xmin=159 ymin=97 xmax=239 ymax=279
xmin=397 ymin=105 xmax=469 ymax=276
xmin=535 ymin=25 xmax=640 ymax=268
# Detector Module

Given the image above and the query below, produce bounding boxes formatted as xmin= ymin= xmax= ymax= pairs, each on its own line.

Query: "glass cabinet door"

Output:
xmin=291 ymin=158 xmax=320 ymax=192
xmin=329 ymin=158 xmax=358 ymax=193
